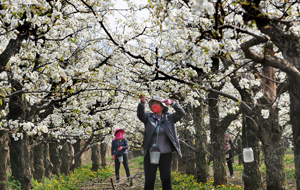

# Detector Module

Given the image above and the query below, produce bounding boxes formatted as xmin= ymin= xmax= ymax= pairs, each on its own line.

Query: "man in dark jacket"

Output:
xmin=137 ymin=96 xmax=185 ymax=190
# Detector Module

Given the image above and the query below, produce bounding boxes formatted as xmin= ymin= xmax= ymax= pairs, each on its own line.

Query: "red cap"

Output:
xmin=114 ymin=128 xmax=125 ymax=136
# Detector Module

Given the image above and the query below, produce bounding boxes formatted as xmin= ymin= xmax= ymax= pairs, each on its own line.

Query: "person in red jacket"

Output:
xmin=111 ymin=128 xmax=130 ymax=182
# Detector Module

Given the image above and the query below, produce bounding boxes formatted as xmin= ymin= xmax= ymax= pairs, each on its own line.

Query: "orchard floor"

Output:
xmin=79 ymin=153 xmax=297 ymax=190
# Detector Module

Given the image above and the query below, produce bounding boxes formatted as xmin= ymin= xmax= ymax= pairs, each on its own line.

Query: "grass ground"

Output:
xmin=28 ymin=149 xmax=296 ymax=189
xmin=115 ymin=151 xmax=296 ymax=190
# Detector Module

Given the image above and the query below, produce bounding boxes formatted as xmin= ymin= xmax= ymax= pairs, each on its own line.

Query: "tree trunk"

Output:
xmin=260 ymin=111 xmax=287 ymax=190
xmin=91 ymin=143 xmax=100 ymax=171
xmin=242 ymin=107 xmax=263 ymax=190
xmin=9 ymin=134 xmax=33 ymax=190
xmin=43 ymin=142 xmax=52 ymax=180
xmin=178 ymin=156 xmax=186 ymax=172
xmin=181 ymin=129 xmax=196 ymax=176
xmin=100 ymin=143 xmax=107 ymax=168
xmin=49 ymin=141 xmax=61 ymax=180
xmin=239 ymin=6 xmax=300 ymax=190
xmin=290 ymin=89 xmax=300 ymax=190
xmin=0 ymin=134 xmax=9 ymax=190
xmin=172 ymin=152 xmax=178 ymax=171
xmin=259 ymin=65 xmax=287 ymax=190
xmin=237 ymin=137 xmax=243 ymax=165
xmin=193 ymin=104 xmax=208 ymax=183
xmin=209 ymin=91 xmax=227 ymax=185
xmin=72 ymin=139 xmax=82 ymax=170
xmin=33 ymin=143 xmax=45 ymax=182
xmin=60 ymin=141 xmax=72 ymax=176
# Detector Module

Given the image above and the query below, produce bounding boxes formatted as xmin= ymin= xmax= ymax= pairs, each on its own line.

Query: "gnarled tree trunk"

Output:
xmin=49 ymin=140 xmax=61 ymax=180
xmin=193 ymin=103 xmax=208 ymax=183
xmin=259 ymin=65 xmax=286 ymax=190
xmin=9 ymin=134 xmax=33 ymax=190
xmin=237 ymin=137 xmax=243 ymax=165
xmin=241 ymin=94 xmax=263 ymax=190
xmin=91 ymin=143 xmax=100 ymax=171
xmin=209 ymin=91 xmax=227 ymax=185
xmin=33 ymin=143 xmax=45 ymax=182
xmin=60 ymin=141 xmax=72 ymax=176
xmin=172 ymin=152 xmax=178 ymax=171
xmin=240 ymin=1 xmax=300 ymax=188
xmin=43 ymin=142 xmax=53 ymax=180
xmin=0 ymin=133 xmax=9 ymax=190
xmin=209 ymin=57 xmax=227 ymax=186
xmin=100 ymin=142 xmax=107 ymax=168
xmin=71 ymin=139 xmax=82 ymax=170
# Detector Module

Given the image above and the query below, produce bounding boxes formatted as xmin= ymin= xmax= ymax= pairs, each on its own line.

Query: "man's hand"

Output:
xmin=118 ymin=146 xmax=123 ymax=151
xmin=112 ymin=155 xmax=115 ymax=160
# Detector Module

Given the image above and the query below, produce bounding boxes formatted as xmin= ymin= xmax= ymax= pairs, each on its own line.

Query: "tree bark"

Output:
xmin=100 ymin=142 xmax=107 ymax=168
xmin=242 ymin=100 xmax=263 ymax=190
xmin=33 ymin=143 xmax=45 ymax=182
xmin=193 ymin=104 xmax=208 ymax=183
xmin=209 ymin=90 xmax=227 ymax=185
xmin=181 ymin=128 xmax=196 ymax=176
xmin=259 ymin=65 xmax=287 ymax=190
xmin=43 ymin=142 xmax=53 ymax=180
xmin=0 ymin=133 xmax=9 ymax=190
xmin=172 ymin=152 xmax=178 ymax=171
xmin=91 ymin=143 xmax=100 ymax=171
xmin=237 ymin=137 xmax=243 ymax=165
xmin=178 ymin=156 xmax=186 ymax=172
xmin=240 ymin=5 xmax=300 ymax=188
xmin=71 ymin=139 xmax=82 ymax=170
xmin=290 ymin=89 xmax=300 ymax=190
xmin=49 ymin=141 xmax=61 ymax=180
xmin=260 ymin=112 xmax=287 ymax=190
xmin=60 ymin=141 xmax=72 ymax=176
xmin=9 ymin=134 xmax=33 ymax=190
xmin=0 ymin=33 xmax=29 ymax=72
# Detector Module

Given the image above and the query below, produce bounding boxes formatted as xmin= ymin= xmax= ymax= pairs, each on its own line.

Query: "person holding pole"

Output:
xmin=111 ymin=128 xmax=130 ymax=182
xmin=137 ymin=95 xmax=185 ymax=190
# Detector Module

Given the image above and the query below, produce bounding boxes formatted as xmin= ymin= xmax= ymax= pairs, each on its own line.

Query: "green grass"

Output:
xmin=7 ymin=149 xmax=296 ymax=190
xmin=8 ymin=173 xmax=21 ymax=190
xmin=172 ymin=173 xmax=243 ymax=190
xmin=31 ymin=165 xmax=113 ymax=190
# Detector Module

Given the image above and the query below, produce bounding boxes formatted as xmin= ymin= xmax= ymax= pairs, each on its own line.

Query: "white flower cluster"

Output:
xmin=261 ymin=109 xmax=270 ymax=119
xmin=0 ymin=0 xmax=297 ymax=148
xmin=12 ymin=133 xmax=23 ymax=141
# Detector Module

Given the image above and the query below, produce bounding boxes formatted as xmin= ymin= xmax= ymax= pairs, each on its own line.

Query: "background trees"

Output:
xmin=0 ymin=0 xmax=299 ymax=189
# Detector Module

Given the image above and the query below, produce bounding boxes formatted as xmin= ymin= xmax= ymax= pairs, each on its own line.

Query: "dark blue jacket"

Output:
xmin=137 ymin=102 xmax=185 ymax=157
xmin=111 ymin=138 xmax=128 ymax=156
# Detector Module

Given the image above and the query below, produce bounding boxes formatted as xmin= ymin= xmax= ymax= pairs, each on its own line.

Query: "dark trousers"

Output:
xmin=115 ymin=154 xmax=130 ymax=181
xmin=226 ymin=152 xmax=234 ymax=176
xmin=144 ymin=151 xmax=172 ymax=190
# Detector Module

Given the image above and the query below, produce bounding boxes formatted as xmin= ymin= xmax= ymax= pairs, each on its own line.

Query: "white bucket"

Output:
xmin=243 ymin=148 xmax=254 ymax=163
xmin=118 ymin=155 xmax=123 ymax=163
xmin=150 ymin=151 xmax=160 ymax=164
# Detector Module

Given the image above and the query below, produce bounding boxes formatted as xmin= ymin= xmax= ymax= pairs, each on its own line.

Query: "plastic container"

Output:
xmin=118 ymin=155 xmax=123 ymax=163
xmin=243 ymin=148 xmax=254 ymax=163
xmin=150 ymin=151 xmax=160 ymax=164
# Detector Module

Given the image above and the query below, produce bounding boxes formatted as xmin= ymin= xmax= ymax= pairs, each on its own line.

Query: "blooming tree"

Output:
xmin=0 ymin=0 xmax=299 ymax=189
